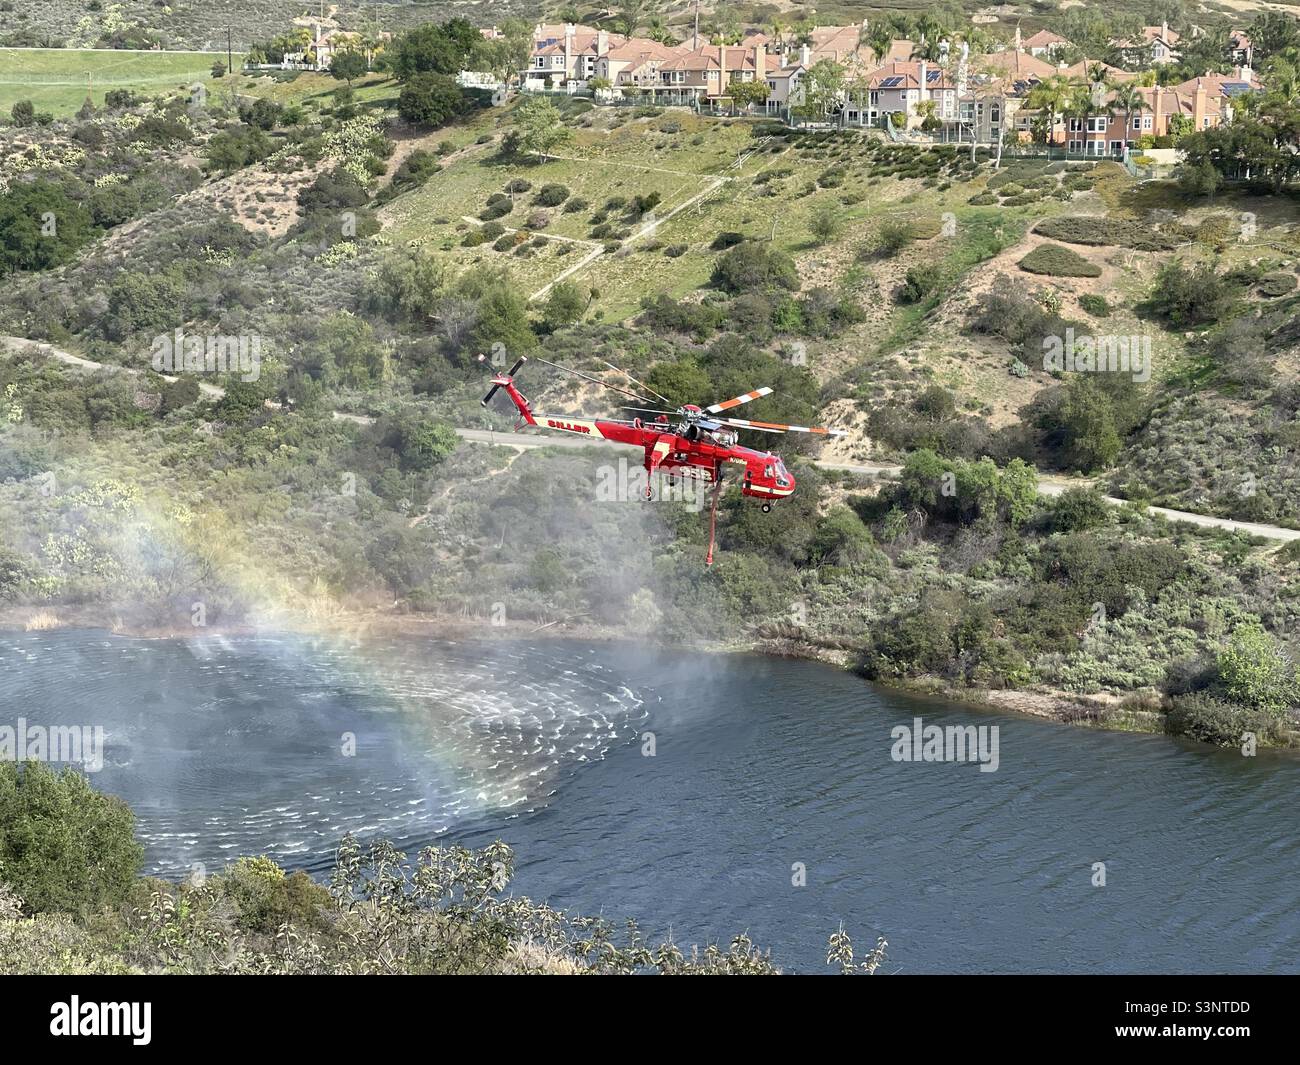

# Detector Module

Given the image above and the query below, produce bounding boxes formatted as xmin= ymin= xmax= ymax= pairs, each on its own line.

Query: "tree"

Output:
xmin=391 ymin=19 xmax=479 ymax=80
xmin=330 ymin=49 xmax=367 ymax=86
xmin=794 ymin=59 xmax=846 ymax=119
xmin=397 ymin=417 xmax=458 ymax=471
xmin=0 ymin=762 xmax=144 ymax=914
xmin=0 ymin=181 xmax=94 ymax=275
xmin=729 ymin=79 xmax=770 ymax=112
xmin=211 ymin=60 xmax=226 ymax=78
xmin=618 ymin=0 xmax=653 ymax=37
xmin=513 ymin=95 xmax=573 ymax=160
xmin=1025 ymin=75 xmax=1077 ymax=145
xmin=1040 ymin=377 xmax=1122 ymax=473
xmin=808 ymin=202 xmax=845 ymax=244
xmin=542 ymin=281 xmax=587 ymax=330
xmin=10 ymin=99 xmax=35 ymax=126
xmin=1112 ymin=82 xmax=1145 ymax=148
xmin=398 ymin=72 xmax=467 ymax=127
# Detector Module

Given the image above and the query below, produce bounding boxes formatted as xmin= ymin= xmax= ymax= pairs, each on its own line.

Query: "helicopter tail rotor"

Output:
xmin=481 ymin=355 xmax=528 ymax=407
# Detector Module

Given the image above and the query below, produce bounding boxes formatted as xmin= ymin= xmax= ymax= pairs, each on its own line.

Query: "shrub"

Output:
xmin=505 ymin=178 xmax=532 ymax=193
xmin=563 ymin=197 xmax=589 ymax=213
xmin=534 ymin=183 xmax=569 ymax=207
xmin=1018 ymin=244 xmax=1102 ymax=278
xmin=710 ymin=231 xmax=746 ymax=251
xmin=1051 ymin=486 xmax=1112 ymax=531
xmin=1257 ymin=272 xmax=1296 ymax=298
xmin=1166 ymin=692 xmax=1276 ymax=748
xmin=711 ymin=242 xmax=799 ymax=294
xmin=664 ymin=243 xmax=688 ymax=257
xmin=480 ymin=198 xmax=513 ymax=221
xmin=1144 ymin=261 xmax=1239 ymax=327
xmin=0 ymin=762 xmax=144 ymax=914
xmin=1034 ymin=216 xmax=1178 ymax=252
xmin=1079 ymin=293 xmax=1110 ymax=317
xmin=898 ymin=263 xmax=944 ymax=304
xmin=876 ymin=219 xmax=914 ymax=256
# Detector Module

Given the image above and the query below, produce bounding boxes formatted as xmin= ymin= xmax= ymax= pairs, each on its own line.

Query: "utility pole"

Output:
xmin=227 ymin=28 xmax=232 ymax=75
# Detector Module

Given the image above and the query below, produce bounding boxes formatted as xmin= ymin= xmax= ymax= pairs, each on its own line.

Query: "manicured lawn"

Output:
xmin=0 ymin=47 xmax=245 ymax=116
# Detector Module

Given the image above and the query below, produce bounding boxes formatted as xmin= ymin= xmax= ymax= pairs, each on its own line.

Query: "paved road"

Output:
xmin=6 ymin=336 xmax=1298 ymax=543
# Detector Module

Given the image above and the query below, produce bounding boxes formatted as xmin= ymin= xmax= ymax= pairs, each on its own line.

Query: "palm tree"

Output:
xmin=914 ymin=15 xmax=942 ymax=45
xmin=886 ymin=14 xmax=913 ymax=40
xmin=864 ymin=24 xmax=893 ymax=64
xmin=1024 ymin=74 xmax=1076 ymax=146
xmin=911 ymin=37 xmax=944 ymax=63
xmin=959 ymin=28 xmax=992 ymax=58
xmin=645 ymin=17 xmax=675 ymax=45
xmin=770 ymin=18 xmax=787 ymax=54
xmin=1111 ymin=82 xmax=1144 ymax=149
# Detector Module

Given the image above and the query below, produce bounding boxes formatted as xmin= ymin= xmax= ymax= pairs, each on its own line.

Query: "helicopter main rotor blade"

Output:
xmin=529 ymin=355 xmax=647 ymax=404
xmin=705 ymin=387 xmax=773 ymax=414
xmin=598 ymin=359 xmax=674 ymax=408
xmin=621 ymin=405 xmax=680 ymax=416
xmin=716 ymin=417 xmax=848 ymax=437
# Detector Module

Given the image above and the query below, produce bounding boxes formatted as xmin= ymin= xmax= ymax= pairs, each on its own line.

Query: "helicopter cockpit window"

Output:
xmin=774 ymin=459 xmax=791 ymax=488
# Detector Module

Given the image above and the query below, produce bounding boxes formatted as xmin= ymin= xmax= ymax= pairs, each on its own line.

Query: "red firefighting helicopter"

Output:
xmin=480 ymin=354 xmax=845 ymax=565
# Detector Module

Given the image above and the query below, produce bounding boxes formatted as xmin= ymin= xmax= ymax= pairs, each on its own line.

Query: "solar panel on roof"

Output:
xmin=1220 ymin=82 xmax=1252 ymax=96
xmin=880 ymin=75 xmax=903 ymax=87
xmin=927 ymin=69 xmax=941 ymax=82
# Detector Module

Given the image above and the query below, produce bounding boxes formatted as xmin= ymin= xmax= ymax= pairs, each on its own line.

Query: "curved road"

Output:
xmin=5 ymin=336 xmax=1298 ymax=543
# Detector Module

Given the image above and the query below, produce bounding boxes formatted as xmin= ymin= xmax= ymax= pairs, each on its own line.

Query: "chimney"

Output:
xmin=563 ymin=27 xmax=572 ymax=74
xmin=800 ymin=43 xmax=811 ymax=66
xmin=1152 ymin=87 xmax=1163 ymax=134
xmin=753 ymin=40 xmax=766 ymax=76
xmin=1015 ymin=25 xmax=1022 ymax=52
xmin=1161 ymin=20 xmax=1168 ymax=42
xmin=1193 ymin=83 xmax=1207 ymax=128
xmin=919 ymin=59 xmax=929 ymax=104
xmin=597 ymin=29 xmax=609 ymax=54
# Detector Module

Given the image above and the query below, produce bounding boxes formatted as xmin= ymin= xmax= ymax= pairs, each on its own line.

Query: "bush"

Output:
xmin=1079 ymin=293 xmax=1110 ymax=317
xmin=664 ymin=243 xmax=688 ymax=257
xmin=1051 ymin=486 xmax=1111 ymax=531
xmin=1257 ymin=272 xmax=1296 ymax=298
xmin=898 ymin=263 xmax=944 ymax=304
xmin=1034 ymin=216 xmax=1178 ymax=252
xmin=1018 ymin=243 xmax=1102 ymax=278
xmin=534 ymin=183 xmax=569 ymax=207
xmin=710 ymin=231 xmax=746 ymax=251
xmin=1144 ymin=262 xmax=1239 ymax=327
xmin=505 ymin=178 xmax=532 ymax=193
xmin=0 ymin=762 xmax=144 ymax=914
xmin=711 ymin=242 xmax=799 ymax=294
xmin=1165 ymin=692 xmax=1276 ymax=748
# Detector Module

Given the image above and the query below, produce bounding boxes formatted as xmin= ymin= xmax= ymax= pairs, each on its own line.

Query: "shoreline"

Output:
xmin=1 ymin=601 xmax=1194 ymax=741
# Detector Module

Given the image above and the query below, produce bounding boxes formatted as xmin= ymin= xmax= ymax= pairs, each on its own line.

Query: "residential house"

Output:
xmin=1065 ymin=83 xmax=1222 ymax=155
xmin=862 ymin=59 xmax=961 ymax=128
xmin=1023 ymin=29 xmax=1069 ymax=58
xmin=1111 ymin=22 xmax=1182 ymax=66
xmin=597 ymin=39 xmax=686 ymax=89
